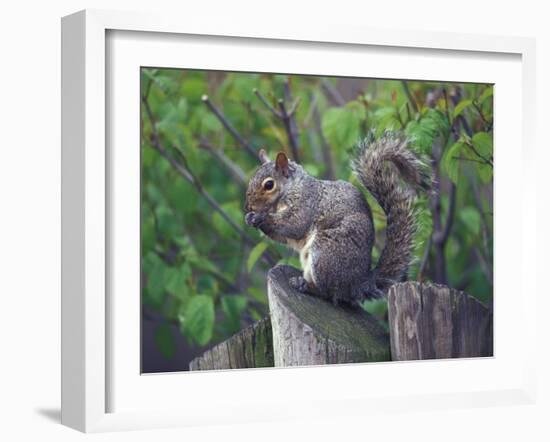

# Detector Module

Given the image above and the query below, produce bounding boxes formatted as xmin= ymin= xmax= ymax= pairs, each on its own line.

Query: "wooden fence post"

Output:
xmin=189 ymin=317 xmax=273 ymax=370
xmin=387 ymin=281 xmax=493 ymax=360
xmin=189 ymin=267 xmax=492 ymax=370
xmin=267 ymin=265 xmax=390 ymax=366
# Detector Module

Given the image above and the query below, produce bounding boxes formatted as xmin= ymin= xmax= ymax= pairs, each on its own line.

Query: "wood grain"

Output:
xmin=189 ymin=316 xmax=274 ymax=370
xmin=388 ymin=281 xmax=493 ymax=360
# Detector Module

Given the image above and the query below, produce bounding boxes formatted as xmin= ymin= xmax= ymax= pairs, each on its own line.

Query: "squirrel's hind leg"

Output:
xmin=289 ymin=275 xmax=329 ymax=300
xmin=289 ymin=275 xmax=310 ymax=293
xmin=352 ymin=277 xmax=386 ymax=301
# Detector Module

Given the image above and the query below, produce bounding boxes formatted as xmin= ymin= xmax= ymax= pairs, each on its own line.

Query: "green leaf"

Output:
xmin=147 ymin=258 xmax=167 ymax=305
xmin=212 ymin=202 xmax=242 ymax=239
xmin=247 ymin=242 xmax=269 ymax=272
xmin=361 ymin=298 xmax=388 ymax=317
xmin=201 ymin=112 xmax=223 ymax=133
xmin=221 ymin=74 xmax=259 ymax=100
xmin=321 ymin=107 xmax=361 ymax=148
xmin=277 ymin=255 xmax=301 ymax=268
xmin=155 ymin=205 xmax=180 ymax=238
xmin=426 ymin=108 xmax=449 ymax=133
xmin=221 ymin=295 xmax=248 ymax=334
xmin=459 ymin=206 xmax=481 ymax=236
xmin=478 ymin=86 xmax=493 ymax=104
xmin=472 ymin=132 xmax=493 ymax=158
xmin=146 ymin=72 xmax=177 ymax=95
xmin=304 ymin=163 xmax=320 ymax=176
xmin=180 ymin=77 xmax=208 ymax=102
xmin=186 ymin=253 xmax=232 ymax=284
xmin=453 ymin=99 xmax=473 ymax=119
xmin=247 ymin=287 xmax=267 ymax=304
xmin=179 ymin=295 xmax=214 ymax=346
xmin=405 ymin=109 xmax=448 ymax=154
xmin=477 ymin=163 xmax=493 ymax=183
xmin=154 ymin=324 xmax=176 ymax=359
xmin=370 ymin=107 xmax=400 ymax=137
xmin=165 ymin=263 xmax=192 ymax=299
xmin=442 ymin=141 xmax=465 ymax=184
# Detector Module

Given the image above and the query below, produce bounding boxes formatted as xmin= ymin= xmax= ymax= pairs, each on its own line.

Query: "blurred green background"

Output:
xmin=140 ymin=68 xmax=493 ymax=372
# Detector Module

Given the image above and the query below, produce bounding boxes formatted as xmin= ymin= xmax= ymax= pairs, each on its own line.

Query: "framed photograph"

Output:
xmin=61 ymin=9 xmax=537 ymax=432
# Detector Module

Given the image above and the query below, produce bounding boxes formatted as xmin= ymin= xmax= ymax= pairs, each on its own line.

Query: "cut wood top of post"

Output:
xmin=267 ymin=265 xmax=390 ymax=364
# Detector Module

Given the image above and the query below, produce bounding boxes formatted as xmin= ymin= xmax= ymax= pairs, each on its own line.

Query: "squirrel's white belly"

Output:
xmin=299 ymin=230 xmax=317 ymax=285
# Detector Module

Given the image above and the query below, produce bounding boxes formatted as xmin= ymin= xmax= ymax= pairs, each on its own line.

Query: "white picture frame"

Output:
xmin=61 ymin=9 xmax=537 ymax=433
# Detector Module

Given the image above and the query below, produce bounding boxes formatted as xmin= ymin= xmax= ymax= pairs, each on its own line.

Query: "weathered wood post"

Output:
xmin=189 ymin=267 xmax=492 ymax=370
xmin=387 ymin=282 xmax=493 ymax=360
xmin=267 ymin=265 xmax=391 ymax=366
xmin=189 ymin=317 xmax=273 ymax=370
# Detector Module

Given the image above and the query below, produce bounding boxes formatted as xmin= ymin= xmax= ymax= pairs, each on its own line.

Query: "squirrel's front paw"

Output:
xmin=289 ymin=276 xmax=309 ymax=293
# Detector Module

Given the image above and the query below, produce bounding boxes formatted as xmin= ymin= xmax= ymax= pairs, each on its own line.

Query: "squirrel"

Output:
xmin=244 ymin=132 xmax=432 ymax=306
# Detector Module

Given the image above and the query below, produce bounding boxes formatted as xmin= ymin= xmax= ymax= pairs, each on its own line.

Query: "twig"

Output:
xmin=277 ymin=98 xmax=300 ymax=162
xmin=469 ymin=174 xmax=493 ymax=286
xmin=253 ymin=88 xmax=281 ymax=118
xmin=321 ymin=78 xmax=346 ymax=106
xmin=395 ymin=106 xmax=405 ymax=129
xmin=311 ymin=93 xmax=336 ymax=180
xmin=287 ymin=97 xmax=302 ymax=117
xmin=441 ymin=185 xmax=456 ymax=245
xmin=201 ymin=95 xmax=259 ymax=161
xmin=452 ymin=156 xmax=489 ymax=165
xmin=401 ymin=81 xmax=419 ymax=113
xmin=457 ymin=114 xmax=473 ymax=137
xmin=442 ymin=88 xmax=451 ymax=125
xmin=464 ymin=139 xmax=493 ymax=167
xmin=472 ymin=100 xmax=491 ymax=131
xmin=474 ymin=248 xmax=493 ymax=284
xmin=405 ymin=102 xmax=412 ymax=123
xmin=283 ymin=79 xmax=301 ymax=161
xmin=428 ymin=142 xmax=447 ymax=285
xmin=253 ymin=82 xmax=301 ymax=162
xmin=198 ymin=138 xmax=247 ymax=186
xmin=418 ymin=236 xmax=432 ymax=281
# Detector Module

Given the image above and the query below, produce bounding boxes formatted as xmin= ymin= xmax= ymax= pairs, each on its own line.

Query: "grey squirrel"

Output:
xmin=244 ymin=132 xmax=432 ymax=305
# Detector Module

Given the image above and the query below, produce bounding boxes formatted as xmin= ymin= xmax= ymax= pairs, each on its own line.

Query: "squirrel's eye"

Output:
xmin=263 ymin=179 xmax=275 ymax=191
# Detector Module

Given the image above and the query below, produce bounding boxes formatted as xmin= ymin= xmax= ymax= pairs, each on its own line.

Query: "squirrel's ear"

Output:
xmin=258 ymin=149 xmax=270 ymax=164
xmin=275 ymin=152 xmax=289 ymax=177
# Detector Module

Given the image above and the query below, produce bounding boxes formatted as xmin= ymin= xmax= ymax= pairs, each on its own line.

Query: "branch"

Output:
xmin=287 ymin=96 xmax=302 ymax=117
xmin=277 ymin=98 xmax=300 ymax=162
xmin=442 ymin=88 xmax=452 ymax=125
xmin=452 ymin=156 xmax=489 ymax=165
xmin=311 ymin=93 xmax=336 ymax=180
xmin=201 ymin=95 xmax=259 ymax=161
xmin=253 ymin=88 xmax=281 ymax=118
xmin=401 ymin=81 xmax=419 ymax=113
xmin=321 ymin=79 xmax=345 ymax=106
xmin=253 ymin=81 xmax=301 ymax=162
xmin=464 ymin=139 xmax=494 ymax=167
xmin=198 ymin=138 xmax=247 ymax=186
xmin=428 ymin=142 xmax=447 ymax=284
xmin=474 ymin=248 xmax=493 ymax=285
xmin=469 ymin=174 xmax=493 ymax=286
xmin=417 ymin=236 xmax=432 ymax=281
xmin=472 ymin=100 xmax=492 ymax=131
xmin=282 ymin=77 xmax=300 ymax=160
xmin=433 ymin=183 xmax=456 ymax=246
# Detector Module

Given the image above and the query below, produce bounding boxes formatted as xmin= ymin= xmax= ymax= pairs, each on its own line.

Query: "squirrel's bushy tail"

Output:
xmin=352 ymin=132 xmax=432 ymax=288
